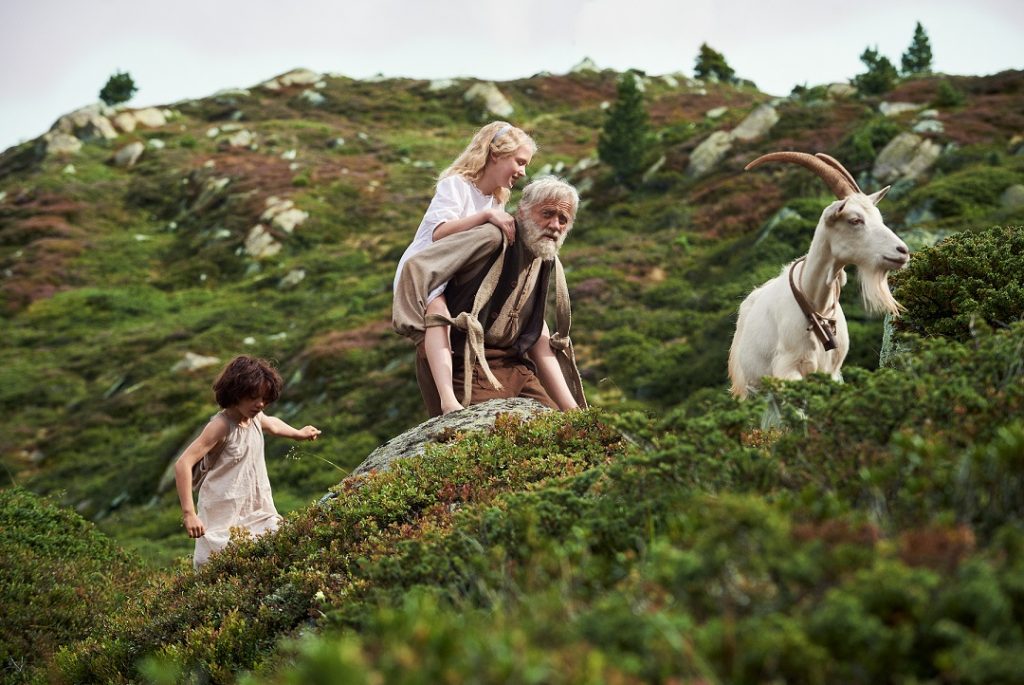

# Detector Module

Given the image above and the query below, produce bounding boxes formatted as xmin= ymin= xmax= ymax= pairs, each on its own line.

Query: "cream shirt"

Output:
xmin=394 ymin=174 xmax=499 ymax=303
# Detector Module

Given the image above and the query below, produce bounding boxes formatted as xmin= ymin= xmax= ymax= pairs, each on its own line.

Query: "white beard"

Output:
xmin=520 ymin=216 xmax=567 ymax=260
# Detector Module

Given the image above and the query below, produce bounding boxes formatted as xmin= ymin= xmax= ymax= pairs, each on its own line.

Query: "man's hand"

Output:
xmin=183 ymin=512 xmax=205 ymax=538
xmin=486 ymin=208 xmax=516 ymax=244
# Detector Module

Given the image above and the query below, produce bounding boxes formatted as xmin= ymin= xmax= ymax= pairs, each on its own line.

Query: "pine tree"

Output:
xmin=99 ymin=71 xmax=137 ymax=106
xmin=901 ymin=22 xmax=933 ymax=75
xmin=598 ymin=72 xmax=654 ymax=187
xmin=694 ymin=43 xmax=736 ymax=84
xmin=853 ymin=47 xmax=899 ymax=96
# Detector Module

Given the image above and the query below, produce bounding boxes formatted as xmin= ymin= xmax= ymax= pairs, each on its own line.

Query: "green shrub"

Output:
xmin=853 ymin=47 xmax=899 ymax=96
xmin=0 ymin=488 xmax=143 ymax=683
xmin=892 ymin=225 xmax=1024 ymax=339
xmin=934 ymin=79 xmax=966 ymax=108
xmin=99 ymin=71 xmax=137 ymax=106
xmin=835 ymin=117 xmax=903 ymax=170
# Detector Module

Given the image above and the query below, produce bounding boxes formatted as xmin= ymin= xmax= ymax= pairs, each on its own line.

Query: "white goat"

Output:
xmin=728 ymin=152 xmax=910 ymax=398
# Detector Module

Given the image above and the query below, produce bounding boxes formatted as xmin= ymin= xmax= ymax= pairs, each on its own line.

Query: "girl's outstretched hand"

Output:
xmin=298 ymin=426 xmax=321 ymax=441
xmin=486 ymin=209 xmax=516 ymax=244
xmin=183 ymin=512 xmax=205 ymax=538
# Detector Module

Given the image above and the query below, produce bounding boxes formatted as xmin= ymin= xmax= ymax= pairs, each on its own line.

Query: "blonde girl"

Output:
xmin=394 ymin=121 xmax=536 ymax=414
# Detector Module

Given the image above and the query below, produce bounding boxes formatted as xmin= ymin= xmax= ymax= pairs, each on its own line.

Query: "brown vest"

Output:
xmin=444 ymin=223 xmax=551 ymax=372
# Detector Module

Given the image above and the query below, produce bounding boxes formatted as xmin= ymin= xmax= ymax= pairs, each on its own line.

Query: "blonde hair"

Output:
xmin=439 ymin=121 xmax=537 ymax=206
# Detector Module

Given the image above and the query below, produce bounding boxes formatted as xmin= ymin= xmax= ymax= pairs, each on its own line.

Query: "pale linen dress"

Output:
xmin=393 ymin=174 xmax=499 ymax=304
xmin=193 ymin=411 xmax=281 ymax=568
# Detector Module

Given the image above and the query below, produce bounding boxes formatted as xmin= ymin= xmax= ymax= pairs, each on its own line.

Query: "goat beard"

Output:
xmin=520 ymin=216 xmax=567 ymax=260
xmin=858 ymin=266 xmax=904 ymax=317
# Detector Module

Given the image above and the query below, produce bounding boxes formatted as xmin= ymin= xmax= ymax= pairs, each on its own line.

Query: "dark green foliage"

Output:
xmin=51 ymin=314 xmax=1024 ymax=683
xmin=934 ymin=79 xmax=967 ymax=108
xmin=0 ymin=488 xmax=143 ymax=683
xmin=597 ymin=72 xmax=654 ymax=187
xmin=853 ymin=47 xmax=899 ymax=96
xmin=835 ymin=116 xmax=903 ymax=171
xmin=901 ymin=22 xmax=934 ymax=76
xmin=898 ymin=163 xmax=1024 ymax=227
xmin=694 ymin=42 xmax=736 ymax=84
xmin=99 ymin=70 xmax=137 ymax=106
xmin=892 ymin=225 xmax=1024 ymax=340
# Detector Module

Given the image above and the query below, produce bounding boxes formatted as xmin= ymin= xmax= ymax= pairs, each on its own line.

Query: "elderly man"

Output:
xmin=393 ymin=176 xmax=587 ymax=417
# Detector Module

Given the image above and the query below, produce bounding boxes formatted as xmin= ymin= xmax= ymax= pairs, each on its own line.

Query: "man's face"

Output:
xmin=520 ymin=198 xmax=574 ymax=260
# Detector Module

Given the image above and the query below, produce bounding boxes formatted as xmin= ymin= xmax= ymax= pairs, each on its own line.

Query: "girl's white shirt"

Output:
xmin=394 ymin=174 xmax=499 ymax=302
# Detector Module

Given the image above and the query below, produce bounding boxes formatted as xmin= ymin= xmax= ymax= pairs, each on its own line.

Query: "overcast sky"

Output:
xmin=1 ymin=0 xmax=1021 ymax=153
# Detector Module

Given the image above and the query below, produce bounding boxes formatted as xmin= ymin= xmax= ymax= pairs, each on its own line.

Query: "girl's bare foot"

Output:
xmin=441 ymin=401 xmax=464 ymax=415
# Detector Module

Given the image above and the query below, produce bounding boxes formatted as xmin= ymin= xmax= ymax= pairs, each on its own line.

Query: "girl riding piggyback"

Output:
xmin=393 ymin=121 xmax=536 ymax=415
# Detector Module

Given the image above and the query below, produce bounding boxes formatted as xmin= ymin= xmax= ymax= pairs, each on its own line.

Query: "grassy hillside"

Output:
xmin=1 ymin=66 xmax=1023 ymax=682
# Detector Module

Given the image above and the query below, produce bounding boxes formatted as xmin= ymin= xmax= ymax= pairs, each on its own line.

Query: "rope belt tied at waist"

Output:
xmin=426 ymin=241 xmax=588 ymax=409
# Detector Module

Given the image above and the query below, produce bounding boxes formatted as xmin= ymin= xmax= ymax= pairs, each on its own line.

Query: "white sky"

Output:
xmin=1 ymin=0 xmax=1022 ymax=153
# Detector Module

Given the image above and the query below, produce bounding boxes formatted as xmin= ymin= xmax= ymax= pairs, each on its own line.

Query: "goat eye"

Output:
xmin=848 ymin=217 xmax=864 ymax=226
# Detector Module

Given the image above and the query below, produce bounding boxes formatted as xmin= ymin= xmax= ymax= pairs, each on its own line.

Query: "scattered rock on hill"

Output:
xmin=873 ymin=132 xmax=942 ymax=183
xmin=689 ymin=103 xmax=779 ymax=176
xmin=262 ymin=68 xmax=321 ymax=90
xmin=880 ymin=101 xmax=924 ymax=117
xmin=50 ymin=104 xmax=118 ymax=142
xmin=826 ymin=83 xmax=857 ymax=99
xmin=571 ymin=57 xmax=599 ymax=73
xmin=171 ymin=352 xmax=220 ymax=373
xmin=43 ymin=132 xmax=82 ymax=156
xmin=112 ymin=107 xmax=168 ymax=133
xmin=731 ymin=103 xmax=779 ymax=141
xmin=113 ymin=142 xmax=145 ymax=168
xmin=261 ymin=196 xmax=308 ymax=233
xmin=1002 ymin=184 xmax=1024 ymax=209
xmin=464 ymin=82 xmax=514 ymax=118
xmin=321 ymin=398 xmax=553 ymax=500
xmin=245 ymin=225 xmax=282 ymax=258
xmin=688 ymin=130 xmax=733 ymax=176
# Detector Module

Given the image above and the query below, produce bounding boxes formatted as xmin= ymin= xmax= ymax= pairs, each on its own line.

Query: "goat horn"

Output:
xmin=744 ymin=151 xmax=858 ymax=200
xmin=814 ymin=153 xmax=863 ymax=195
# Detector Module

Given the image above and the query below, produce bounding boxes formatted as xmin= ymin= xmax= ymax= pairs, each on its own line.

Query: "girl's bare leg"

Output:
xmin=425 ymin=295 xmax=463 ymax=414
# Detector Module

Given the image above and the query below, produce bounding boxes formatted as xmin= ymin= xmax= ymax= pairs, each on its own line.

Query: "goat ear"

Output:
xmin=868 ymin=186 xmax=890 ymax=205
xmin=827 ymin=199 xmax=848 ymax=224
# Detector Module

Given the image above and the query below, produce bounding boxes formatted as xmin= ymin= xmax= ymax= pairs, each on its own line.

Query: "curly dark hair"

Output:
xmin=212 ymin=356 xmax=283 ymax=408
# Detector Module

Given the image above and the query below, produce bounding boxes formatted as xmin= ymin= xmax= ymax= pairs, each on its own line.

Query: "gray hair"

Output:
xmin=517 ymin=176 xmax=579 ymax=223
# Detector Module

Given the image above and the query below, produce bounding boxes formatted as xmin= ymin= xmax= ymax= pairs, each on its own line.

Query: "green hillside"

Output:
xmin=1 ymin=65 xmax=1023 ymax=683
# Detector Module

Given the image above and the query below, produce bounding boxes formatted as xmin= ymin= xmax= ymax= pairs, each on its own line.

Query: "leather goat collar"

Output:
xmin=788 ymin=256 xmax=839 ymax=351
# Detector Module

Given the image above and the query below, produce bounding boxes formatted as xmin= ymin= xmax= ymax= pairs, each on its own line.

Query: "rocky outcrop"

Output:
xmin=1001 ymin=184 xmax=1024 ymax=209
xmin=464 ymin=82 xmax=514 ymax=118
xmin=688 ymin=103 xmax=780 ymax=176
xmin=42 ymin=132 xmax=82 ymax=156
xmin=261 ymin=68 xmax=321 ymax=90
xmin=879 ymin=101 xmax=924 ymax=117
xmin=113 ymin=107 xmax=167 ymax=133
xmin=731 ymin=103 xmax=780 ymax=142
xmin=50 ymin=104 xmax=118 ymax=142
xmin=826 ymin=83 xmax=857 ymax=99
xmin=321 ymin=398 xmax=553 ymax=501
xmin=113 ymin=141 xmax=145 ymax=168
xmin=570 ymin=57 xmax=599 ymax=73
xmin=171 ymin=352 xmax=220 ymax=373
xmin=688 ymin=130 xmax=734 ymax=176
xmin=244 ymin=225 xmax=282 ymax=258
xmin=873 ymin=132 xmax=942 ymax=183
